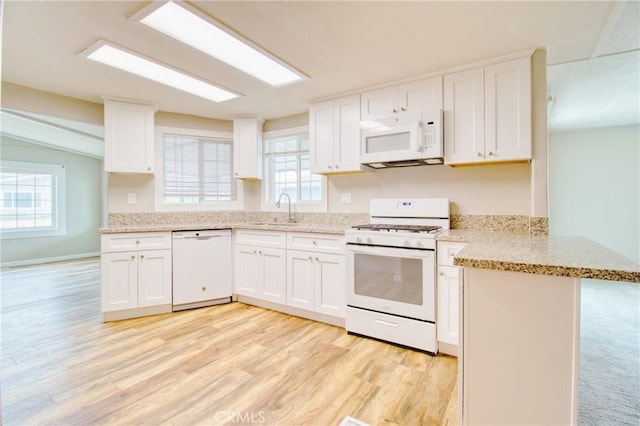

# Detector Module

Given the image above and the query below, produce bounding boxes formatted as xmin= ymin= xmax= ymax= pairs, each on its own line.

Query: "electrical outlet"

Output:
xmin=341 ymin=193 xmax=352 ymax=204
xmin=127 ymin=193 xmax=137 ymax=204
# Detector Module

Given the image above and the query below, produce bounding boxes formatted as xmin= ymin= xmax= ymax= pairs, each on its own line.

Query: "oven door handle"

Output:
xmin=346 ymin=243 xmax=433 ymax=259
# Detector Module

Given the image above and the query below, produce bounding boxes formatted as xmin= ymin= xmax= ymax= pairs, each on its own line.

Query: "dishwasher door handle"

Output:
xmin=185 ymin=235 xmax=222 ymax=240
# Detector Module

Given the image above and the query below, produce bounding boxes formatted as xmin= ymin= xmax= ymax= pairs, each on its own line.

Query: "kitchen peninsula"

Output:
xmin=444 ymin=230 xmax=640 ymax=425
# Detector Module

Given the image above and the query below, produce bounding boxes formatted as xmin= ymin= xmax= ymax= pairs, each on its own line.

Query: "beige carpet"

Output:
xmin=579 ymin=279 xmax=640 ymax=425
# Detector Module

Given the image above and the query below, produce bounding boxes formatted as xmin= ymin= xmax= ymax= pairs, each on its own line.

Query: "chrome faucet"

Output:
xmin=276 ymin=192 xmax=293 ymax=223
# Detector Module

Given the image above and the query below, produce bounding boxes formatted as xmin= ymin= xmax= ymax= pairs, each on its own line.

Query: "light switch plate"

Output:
xmin=341 ymin=193 xmax=352 ymax=204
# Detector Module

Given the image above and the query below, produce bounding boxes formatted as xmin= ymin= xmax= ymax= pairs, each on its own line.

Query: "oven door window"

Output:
xmin=354 ymin=253 xmax=422 ymax=305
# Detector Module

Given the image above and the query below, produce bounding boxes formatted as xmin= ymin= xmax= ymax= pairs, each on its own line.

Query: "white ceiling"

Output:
xmin=2 ymin=1 xmax=639 ymax=131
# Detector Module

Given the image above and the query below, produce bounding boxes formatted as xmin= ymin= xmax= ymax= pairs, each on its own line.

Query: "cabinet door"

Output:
xmin=234 ymin=245 xmax=260 ymax=296
xmin=484 ymin=57 xmax=532 ymax=162
xmin=260 ymin=248 xmax=287 ymax=303
xmin=233 ymin=117 xmax=263 ymax=180
xmin=437 ymin=265 xmax=459 ymax=346
xmin=104 ymin=101 xmax=155 ymax=173
xmin=360 ymin=86 xmax=398 ymax=120
xmin=309 ymin=100 xmax=335 ymax=174
xmin=287 ymin=250 xmax=314 ymax=310
xmin=138 ymin=249 xmax=172 ymax=308
xmin=333 ymin=94 xmax=362 ymax=173
xmin=314 ymin=253 xmax=345 ymax=318
xmin=399 ymin=76 xmax=443 ymax=113
xmin=443 ymin=68 xmax=485 ymax=165
xmin=101 ymin=251 xmax=138 ymax=311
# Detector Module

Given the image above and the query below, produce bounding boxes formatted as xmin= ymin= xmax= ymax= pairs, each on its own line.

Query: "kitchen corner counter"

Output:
xmin=98 ymin=222 xmax=353 ymax=235
xmin=438 ymin=230 xmax=640 ymax=283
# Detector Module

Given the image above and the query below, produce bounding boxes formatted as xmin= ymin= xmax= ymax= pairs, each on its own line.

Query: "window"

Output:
xmin=264 ymin=130 xmax=324 ymax=209
xmin=162 ymin=133 xmax=237 ymax=204
xmin=0 ymin=161 xmax=65 ymax=239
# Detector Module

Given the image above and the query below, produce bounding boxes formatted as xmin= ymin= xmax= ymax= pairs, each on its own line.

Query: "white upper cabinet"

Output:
xmin=443 ymin=69 xmax=485 ymax=165
xmin=104 ymin=100 xmax=155 ymax=174
xmin=484 ymin=58 xmax=532 ymax=162
xmin=360 ymin=76 xmax=443 ymax=121
xmin=444 ymin=56 xmax=532 ymax=165
xmin=310 ymin=94 xmax=364 ymax=174
xmin=233 ymin=117 xmax=264 ymax=180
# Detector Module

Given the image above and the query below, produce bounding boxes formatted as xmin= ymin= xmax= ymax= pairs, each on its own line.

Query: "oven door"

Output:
xmin=346 ymin=244 xmax=435 ymax=322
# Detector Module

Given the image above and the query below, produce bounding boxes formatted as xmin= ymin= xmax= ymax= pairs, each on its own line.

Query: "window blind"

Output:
xmin=163 ymin=134 xmax=237 ymax=203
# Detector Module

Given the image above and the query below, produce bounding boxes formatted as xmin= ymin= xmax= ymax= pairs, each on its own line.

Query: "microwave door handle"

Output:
xmin=414 ymin=121 xmax=423 ymax=153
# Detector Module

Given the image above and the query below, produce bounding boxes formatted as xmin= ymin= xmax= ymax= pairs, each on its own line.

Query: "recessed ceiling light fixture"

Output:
xmin=80 ymin=40 xmax=239 ymax=103
xmin=132 ymin=1 xmax=308 ymax=87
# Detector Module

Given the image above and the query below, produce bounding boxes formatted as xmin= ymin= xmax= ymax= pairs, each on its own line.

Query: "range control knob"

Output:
xmin=366 ymin=237 xmax=373 ymax=244
xmin=404 ymin=240 xmax=412 ymax=247
xmin=356 ymin=237 xmax=363 ymax=244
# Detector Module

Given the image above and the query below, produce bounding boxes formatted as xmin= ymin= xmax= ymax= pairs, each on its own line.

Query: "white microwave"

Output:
xmin=360 ymin=110 xmax=443 ymax=168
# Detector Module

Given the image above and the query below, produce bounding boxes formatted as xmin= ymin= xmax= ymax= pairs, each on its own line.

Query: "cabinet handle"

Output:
xmin=147 ymin=166 xmax=151 ymax=171
xmin=400 ymin=107 xmax=407 ymax=112
xmin=487 ymin=151 xmax=494 ymax=156
xmin=131 ymin=255 xmax=135 ymax=260
xmin=308 ymin=256 xmax=313 ymax=261
xmin=312 ymin=241 xmax=317 ymax=245
xmin=476 ymin=152 xmax=482 ymax=157
xmin=448 ymin=249 xmax=456 ymax=257
xmin=234 ymin=172 xmax=238 ymax=176
xmin=328 ymin=165 xmax=333 ymax=169
xmin=439 ymin=272 xmax=445 ymax=276
xmin=258 ymin=251 xmax=262 ymax=255
xmin=392 ymin=108 xmax=398 ymax=113
xmin=201 ymin=286 xmax=206 ymax=291
xmin=136 ymin=240 xmax=140 ymax=245
xmin=315 ymin=257 xmax=319 ymax=262
xmin=253 ymin=250 xmax=257 ymax=254
xmin=335 ymin=165 xmax=339 ymax=169
xmin=140 ymin=255 xmax=144 ymax=259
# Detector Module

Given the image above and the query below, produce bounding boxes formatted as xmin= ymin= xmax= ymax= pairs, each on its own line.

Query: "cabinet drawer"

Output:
xmin=346 ymin=307 xmax=437 ymax=353
xmin=234 ymin=229 xmax=286 ymax=248
xmin=287 ymin=232 xmax=345 ymax=254
xmin=101 ymin=232 xmax=171 ymax=253
xmin=437 ymin=241 xmax=467 ymax=266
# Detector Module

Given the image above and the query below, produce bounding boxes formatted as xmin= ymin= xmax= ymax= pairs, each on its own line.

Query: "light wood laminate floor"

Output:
xmin=1 ymin=258 xmax=457 ymax=425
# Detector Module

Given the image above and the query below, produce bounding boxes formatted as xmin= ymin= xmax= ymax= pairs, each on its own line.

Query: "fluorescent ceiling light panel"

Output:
xmin=134 ymin=1 xmax=307 ymax=87
xmin=81 ymin=41 xmax=238 ymax=102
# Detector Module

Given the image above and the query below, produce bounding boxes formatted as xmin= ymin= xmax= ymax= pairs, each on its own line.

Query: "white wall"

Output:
xmin=0 ymin=137 xmax=103 ymax=265
xmin=549 ymin=124 xmax=640 ymax=263
xmin=326 ymin=163 xmax=532 ymax=214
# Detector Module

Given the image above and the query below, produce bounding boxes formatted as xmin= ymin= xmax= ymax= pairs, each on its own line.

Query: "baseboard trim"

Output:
xmin=0 ymin=252 xmax=100 ymax=268
xmin=237 ymin=294 xmax=345 ymax=328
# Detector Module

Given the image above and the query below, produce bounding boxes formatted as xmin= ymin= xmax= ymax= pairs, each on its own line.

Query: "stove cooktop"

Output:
xmin=351 ymin=224 xmax=442 ymax=233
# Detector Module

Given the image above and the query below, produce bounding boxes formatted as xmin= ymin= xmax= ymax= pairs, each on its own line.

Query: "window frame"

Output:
xmin=0 ymin=160 xmax=66 ymax=239
xmin=261 ymin=126 xmax=327 ymax=213
xmin=154 ymin=126 xmax=244 ymax=212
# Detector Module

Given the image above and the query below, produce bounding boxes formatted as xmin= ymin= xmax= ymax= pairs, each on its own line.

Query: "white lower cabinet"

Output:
xmin=234 ymin=244 xmax=286 ymax=303
xmin=101 ymin=232 xmax=172 ymax=320
xmin=233 ymin=229 xmax=346 ymax=324
xmin=287 ymin=250 xmax=345 ymax=317
xmin=437 ymin=265 xmax=460 ymax=346
xmin=436 ymin=241 xmax=467 ymax=355
xmin=234 ymin=230 xmax=287 ymax=304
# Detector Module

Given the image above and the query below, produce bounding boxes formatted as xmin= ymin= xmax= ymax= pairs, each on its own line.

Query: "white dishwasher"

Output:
xmin=172 ymin=229 xmax=232 ymax=311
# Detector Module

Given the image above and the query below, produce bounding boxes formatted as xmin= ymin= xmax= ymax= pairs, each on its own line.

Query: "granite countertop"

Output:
xmin=99 ymin=222 xmax=353 ymax=235
xmin=438 ymin=229 xmax=640 ymax=283
xmin=100 ymin=223 xmax=640 ymax=283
